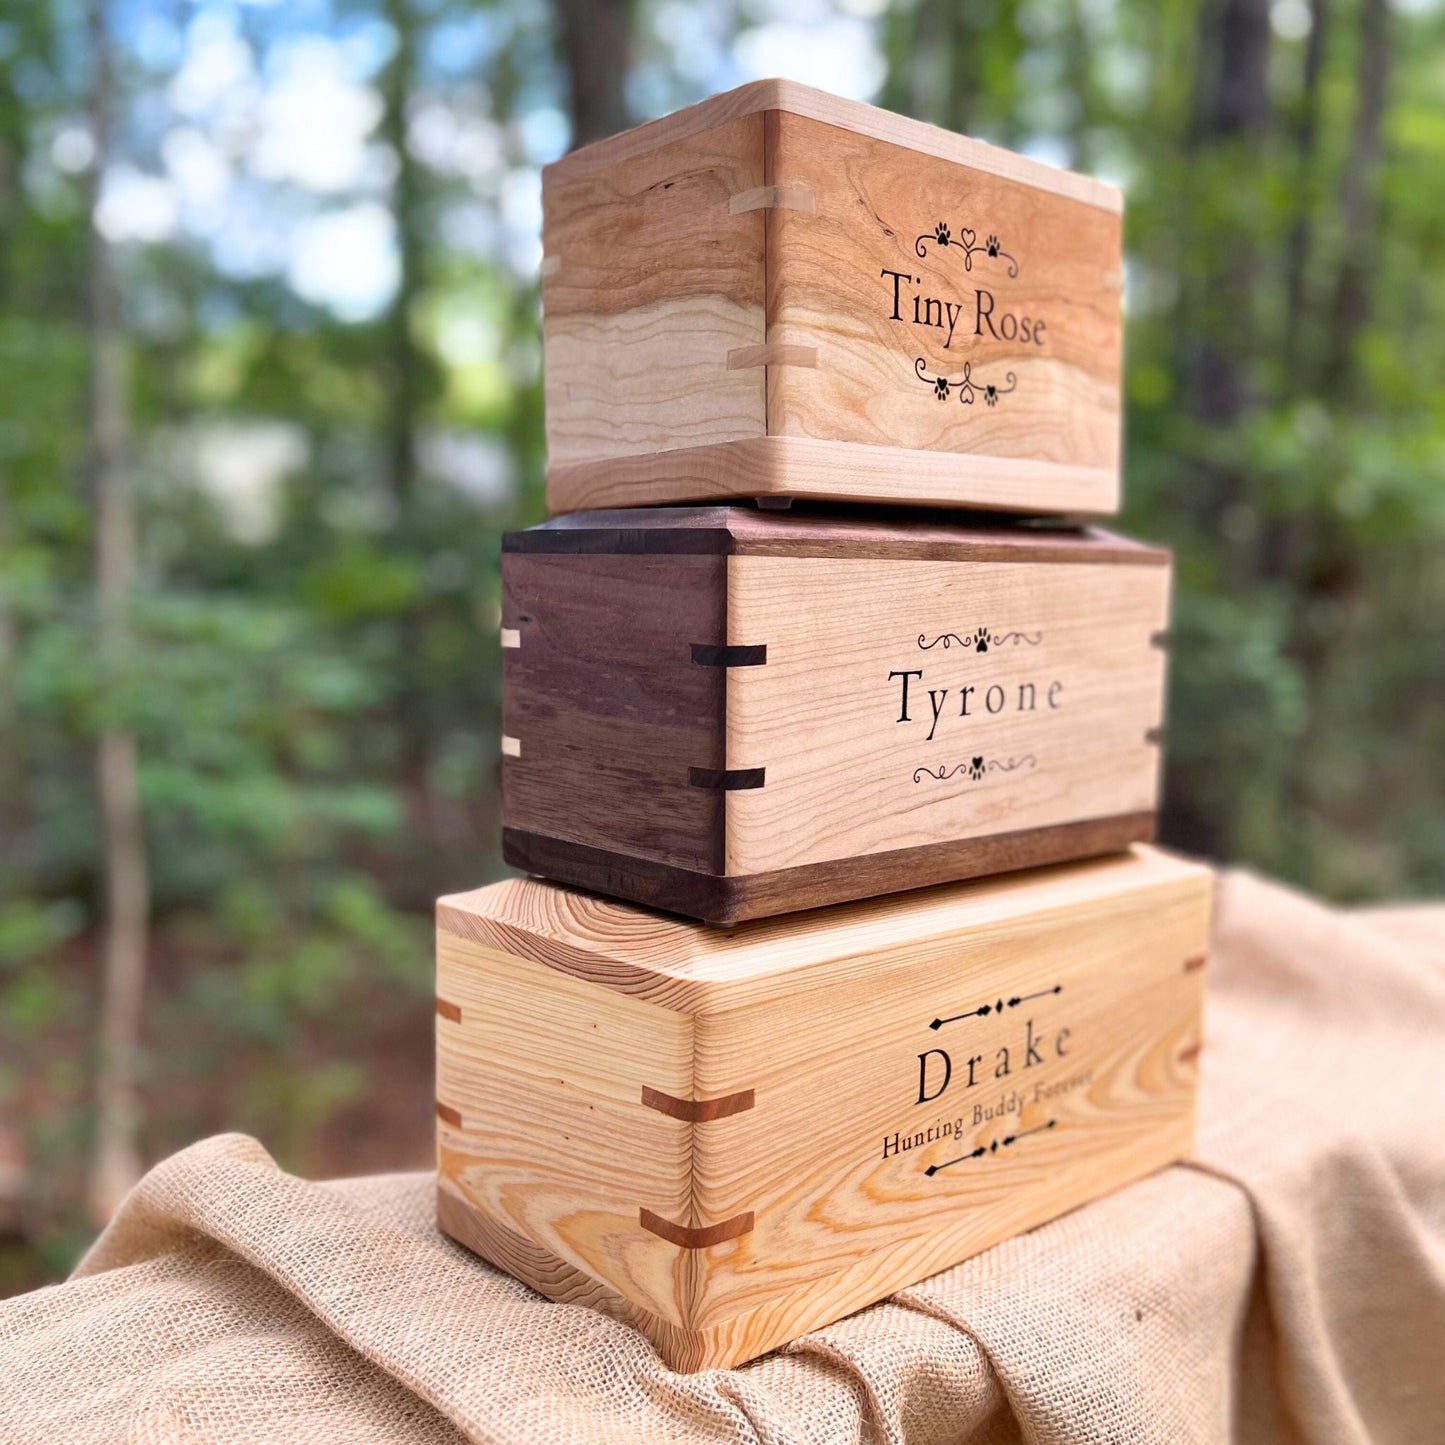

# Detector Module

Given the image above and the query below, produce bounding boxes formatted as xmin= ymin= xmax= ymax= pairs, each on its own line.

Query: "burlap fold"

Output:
xmin=0 ymin=870 xmax=1440 ymax=1444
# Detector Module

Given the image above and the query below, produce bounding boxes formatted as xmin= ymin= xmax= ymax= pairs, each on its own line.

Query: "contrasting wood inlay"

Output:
xmin=641 ymin=1085 xmax=757 ymax=1123
xmin=639 ymin=1208 xmax=756 ymax=1249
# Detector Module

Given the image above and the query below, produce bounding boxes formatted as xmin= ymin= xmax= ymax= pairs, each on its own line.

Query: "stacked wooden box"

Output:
xmin=437 ymin=81 xmax=1214 ymax=1372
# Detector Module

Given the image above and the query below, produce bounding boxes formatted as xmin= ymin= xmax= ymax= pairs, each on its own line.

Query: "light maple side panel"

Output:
xmin=765 ymin=110 xmax=1121 ymax=471
xmin=684 ymin=873 xmax=1207 ymax=1329
xmin=436 ymin=933 xmax=700 ymax=1327
xmin=541 ymin=112 xmax=768 ymax=466
xmin=724 ymin=555 xmax=1169 ymax=875
xmin=435 ymin=848 xmax=1214 ymax=1370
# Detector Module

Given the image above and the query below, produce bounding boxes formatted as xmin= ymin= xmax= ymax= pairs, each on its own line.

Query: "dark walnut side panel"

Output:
xmin=504 ymin=812 xmax=1156 ymax=927
xmin=502 ymin=551 xmax=727 ymax=872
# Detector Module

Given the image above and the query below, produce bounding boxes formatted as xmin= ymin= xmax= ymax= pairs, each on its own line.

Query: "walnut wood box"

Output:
xmin=542 ymin=79 xmax=1122 ymax=518
xmin=501 ymin=507 xmax=1170 ymax=925
xmin=436 ymin=845 xmax=1213 ymax=1371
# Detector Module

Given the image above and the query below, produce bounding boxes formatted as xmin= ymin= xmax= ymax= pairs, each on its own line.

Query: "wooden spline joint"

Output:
xmin=1144 ymin=726 xmax=1164 ymax=746
xmin=688 ymin=767 xmax=765 ymax=791
xmin=436 ymin=996 xmax=462 ymax=1023
xmin=640 ymin=1085 xmax=756 ymax=1123
xmin=690 ymin=643 xmax=767 ymax=668
xmin=1178 ymin=1042 xmax=1202 ymax=1064
xmin=500 ymin=628 xmax=521 ymax=649
xmin=1150 ymin=630 xmax=1171 ymax=650
xmin=436 ymin=1102 xmax=463 ymax=1128
xmin=1183 ymin=955 xmax=1208 ymax=972
xmin=726 ymin=344 xmax=818 ymax=371
xmin=728 ymin=182 xmax=815 ymax=215
xmin=639 ymin=1208 xmax=756 ymax=1249
xmin=501 ymin=735 xmax=521 ymax=758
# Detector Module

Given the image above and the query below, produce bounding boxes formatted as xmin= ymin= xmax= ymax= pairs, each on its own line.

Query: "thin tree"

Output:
xmin=1325 ymin=0 xmax=1390 ymax=388
xmin=381 ymin=0 xmax=423 ymax=506
xmin=86 ymin=0 xmax=149 ymax=1225
xmin=553 ymin=0 xmax=632 ymax=148
xmin=1283 ymin=0 xmax=1332 ymax=379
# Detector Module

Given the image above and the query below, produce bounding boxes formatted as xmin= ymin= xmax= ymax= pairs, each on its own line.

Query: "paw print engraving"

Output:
xmin=984 ymin=384 xmax=999 ymax=407
xmin=973 ymin=626 xmax=990 ymax=653
xmin=985 ymin=234 xmax=1001 ymax=257
xmin=933 ymin=376 xmax=950 ymax=401
xmin=933 ymin=222 xmax=951 ymax=246
xmin=969 ymin=756 xmax=985 ymax=781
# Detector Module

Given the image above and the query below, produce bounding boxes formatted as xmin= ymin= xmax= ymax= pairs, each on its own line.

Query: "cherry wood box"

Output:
xmin=436 ymin=845 xmax=1213 ymax=1371
xmin=501 ymin=507 xmax=1170 ymax=925
xmin=542 ymin=79 xmax=1122 ymax=518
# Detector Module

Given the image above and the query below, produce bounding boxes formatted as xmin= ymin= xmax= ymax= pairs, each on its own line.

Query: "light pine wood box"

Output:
xmin=436 ymin=845 xmax=1213 ymax=1371
xmin=542 ymin=79 xmax=1122 ymax=517
xmin=501 ymin=507 xmax=1171 ymax=925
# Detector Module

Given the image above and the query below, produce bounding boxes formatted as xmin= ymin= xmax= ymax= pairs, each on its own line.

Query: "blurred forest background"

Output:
xmin=1 ymin=0 xmax=1442 ymax=1291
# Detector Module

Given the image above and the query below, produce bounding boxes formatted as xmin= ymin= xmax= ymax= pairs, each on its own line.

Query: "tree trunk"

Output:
xmin=381 ymin=0 xmax=422 ymax=505
xmin=1190 ymin=0 xmax=1273 ymax=145
xmin=1282 ymin=0 xmax=1331 ymax=378
xmin=1325 ymin=0 xmax=1390 ymax=388
xmin=1182 ymin=0 xmax=1272 ymax=473
xmin=86 ymin=0 xmax=149 ymax=1227
xmin=554 ymin=0 xmax=632 ymax=148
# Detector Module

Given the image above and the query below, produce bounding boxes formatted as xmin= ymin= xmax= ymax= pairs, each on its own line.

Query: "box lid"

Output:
xmin=543 ymin=79 xmax=1121 ymax=216
xmin=439 ymin=846 xmax=1210 ymax=1012
xmin=503 ymin=506 xmax=1168 ymax=566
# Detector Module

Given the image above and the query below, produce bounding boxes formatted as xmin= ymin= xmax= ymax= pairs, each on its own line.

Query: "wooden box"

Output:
xmin=542 ymin=79 xmax=1122 ymax=517
xmin=501 ymin=507 xmax=1170 ymax=925
xmin=436 ymin=845 xmax=1213 ymax=1371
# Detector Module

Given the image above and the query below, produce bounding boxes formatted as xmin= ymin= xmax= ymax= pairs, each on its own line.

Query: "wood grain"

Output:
xmin=501 ymin=509 xmax=1170 ymax=921
xmin=437 ymin=846 xmax=1212 ymax=1368
xmin=542 ymin=112 xmax=766 ymax=466
xmin=507 ymin=507 xmax=1164 ymax=565
xmin=541 ymin=81 xmax=1122 ymax=515
xmin=502 ymin=550 xmax=726 ymax=872
xmin=502 ymin=811 xmax=1154 ymax=926
xmin=723 ymin=552 xmax=1169 ymax=874
xmin=545 ymin=431 xmax=1119 ymax=518
xmin=543 ymin=79 xmax=1121 ymax=213
xmin=764 ymin=110 xmax=1121 ymax=470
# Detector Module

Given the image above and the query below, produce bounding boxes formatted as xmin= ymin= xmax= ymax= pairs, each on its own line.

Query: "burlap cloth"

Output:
xmin=1 ymin=871 xmax=1441 ymax=1444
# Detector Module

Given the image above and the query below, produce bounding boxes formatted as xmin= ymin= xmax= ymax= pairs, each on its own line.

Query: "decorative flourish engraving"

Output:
xmin=915 ymin=222 xmax=1020 ymax=279
xmin=912 ymin=755 xmax=1038 ymax=785
xmin=917 ymin=628 xmax=1043 ymax=654
xmin=929 ymin=984 xmax=1063 ymax=1031
xmin=914 ymin=357 xmax=1018 ymax=407
xmin=925 ymin=1119 xmax=1056 ymax=1176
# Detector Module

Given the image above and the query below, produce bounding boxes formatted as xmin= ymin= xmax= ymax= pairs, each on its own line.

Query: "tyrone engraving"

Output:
xmin=889 ymin=666 xmax=1064 ymax=744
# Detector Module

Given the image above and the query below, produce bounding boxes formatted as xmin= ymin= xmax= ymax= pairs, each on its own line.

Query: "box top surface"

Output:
xmin=503 ymin=508 xmax=1168 ymax=566
xmin=438 ymin=847 xmax=1210 ymax=1011
xmin=542 ymin=79 xmax=1122 ymax=217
